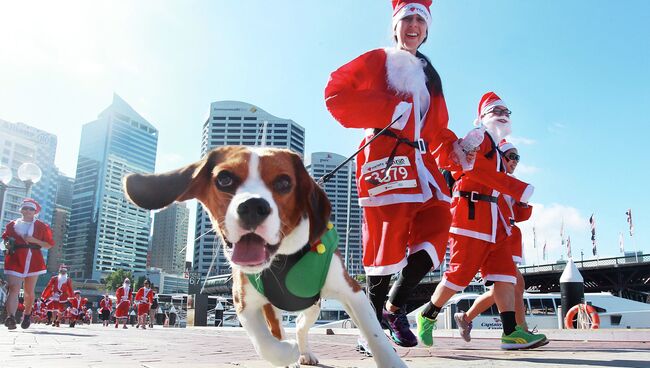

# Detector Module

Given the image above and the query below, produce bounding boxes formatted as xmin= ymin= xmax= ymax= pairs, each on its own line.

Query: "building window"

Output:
xmin=228 ymin=117 xmax=242 ymax=120
xmin=213 ymin=116 xmax=226 ymax=120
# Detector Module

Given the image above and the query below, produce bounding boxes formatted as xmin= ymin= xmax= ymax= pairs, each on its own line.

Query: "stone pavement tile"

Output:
xmin=1 ymin=324 xmax=649 ymax=368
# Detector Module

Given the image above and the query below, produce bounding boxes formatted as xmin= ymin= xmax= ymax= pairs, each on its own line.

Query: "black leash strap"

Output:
xmin=317 ymin=114 xmax=403 ymax=185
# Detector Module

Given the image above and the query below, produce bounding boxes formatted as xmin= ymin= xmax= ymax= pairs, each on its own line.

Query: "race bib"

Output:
xmin=361 ymin=156 xmax=417 ymax=196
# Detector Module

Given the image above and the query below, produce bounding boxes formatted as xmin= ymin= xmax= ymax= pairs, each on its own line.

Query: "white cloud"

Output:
xmin=518 ymin=203 xmax=589 ymax=265
xmin=547 ymin=122 xmax=567 ymax=134
xmin=508 ymin=135 xmax=536 ymax=146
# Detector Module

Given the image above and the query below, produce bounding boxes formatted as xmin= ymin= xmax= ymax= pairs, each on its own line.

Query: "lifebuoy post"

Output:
xmin=559 ymin=258 xmax=584 ymax=328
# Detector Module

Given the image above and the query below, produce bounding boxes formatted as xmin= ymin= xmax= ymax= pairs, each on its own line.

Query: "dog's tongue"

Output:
xmin=231 ymin=233 xmax=267 ymax=266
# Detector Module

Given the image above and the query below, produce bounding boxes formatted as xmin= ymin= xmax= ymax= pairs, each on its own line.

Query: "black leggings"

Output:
xmin=366 ymin=250 xmax=433 ymax=322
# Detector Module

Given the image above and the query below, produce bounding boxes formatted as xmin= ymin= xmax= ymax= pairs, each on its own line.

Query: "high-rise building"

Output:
xmin=0 ymin=119 xmax=58 ymax=228
xmin=150 ymin=203 xmax=189 ymax=274
xmin=46 ymin=173 xmax=75 ymax=273
xmin=306 ymin=152 xmax=363 ymax=275
xmin=194 ymin=101 xmax=305 ymax=279
xmin=64 ymin=94 xmax=158 ymax=280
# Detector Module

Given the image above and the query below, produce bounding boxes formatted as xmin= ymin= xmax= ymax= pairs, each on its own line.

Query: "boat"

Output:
xmin=406 ymin=291 xmax=650 ymax=329
xmin=217 ymin=299 xmax=350 ymax=328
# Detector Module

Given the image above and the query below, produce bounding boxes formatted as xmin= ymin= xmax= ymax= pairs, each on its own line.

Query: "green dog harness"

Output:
xmin=247 ymin=223 xmax=338 ymax=312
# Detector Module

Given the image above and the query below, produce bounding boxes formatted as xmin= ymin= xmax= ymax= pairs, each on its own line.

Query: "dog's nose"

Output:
xmin=237 ymin=197 xmax=271 ymax=230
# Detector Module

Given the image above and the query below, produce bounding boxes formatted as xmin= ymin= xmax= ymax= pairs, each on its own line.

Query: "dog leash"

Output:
xmin=316 ymin=114 xmax=403 ymax=185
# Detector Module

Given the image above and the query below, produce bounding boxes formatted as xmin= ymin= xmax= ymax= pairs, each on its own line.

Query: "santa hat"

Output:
xmin=58 ymin=264 xmax=68 ymax=273
xmin=478 ymin=91 xmax=507 ymax=118
xmin=499 ymin=140 xmax=516 ymax=153
xmin=20 ymin=198 xmax=41 ymax=213
xmin=392 ymin=0 xmax=432 ymax=29
xmin=74 ymin=290 xmax=81 ymax=295
xmin=124 ymin=278 xmax=130 ymax=283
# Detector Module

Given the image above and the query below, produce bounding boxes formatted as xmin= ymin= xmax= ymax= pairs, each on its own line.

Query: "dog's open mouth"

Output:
xmin=228 ymin=233 xmax=279 ymax=267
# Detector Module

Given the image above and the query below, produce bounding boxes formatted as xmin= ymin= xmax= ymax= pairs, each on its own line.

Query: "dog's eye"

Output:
xmin=272 ymin=175 xmax=292 ymax=194
xmin=216 ymin=171 xmax=239 ymax=192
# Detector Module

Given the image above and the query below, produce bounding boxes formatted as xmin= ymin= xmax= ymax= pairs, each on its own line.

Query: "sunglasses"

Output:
xmin=488 ymin=108 xmax=512 ymax=117
xmin=505 ymin=153 xmax=521 ymax=162
xmin=21 ymin=207 xmax=36 ymax=211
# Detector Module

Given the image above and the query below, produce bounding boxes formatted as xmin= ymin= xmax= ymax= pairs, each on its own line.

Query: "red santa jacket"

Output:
xmin=135 ymin=287 xmax=154 ymax=305
xmin=99 ymin=297 xmax=113 ymax=312
xmin=68 ymin=296 xmax=87 ymax=311
xmin=325 ymin=48 xmax=458 ymax=207
xmin=499 ymin=192 xmax=533 ymax=262
xmin=41 ymin=275 xmax=74 ymax=301
xmin=449 ymin=132 xmax=534 ymax=243
xmin=2 ymin=219 xmax=54 ymax=246
xmin=115 ymin=286 xmax=132 ymax=306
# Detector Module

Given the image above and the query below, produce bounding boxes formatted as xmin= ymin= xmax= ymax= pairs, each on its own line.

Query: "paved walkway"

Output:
xmin=1 ymin=324 xmax=649 ymax=367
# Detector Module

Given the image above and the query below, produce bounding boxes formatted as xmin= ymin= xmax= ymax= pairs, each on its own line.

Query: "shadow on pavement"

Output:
xmin=25 ymin=330 xmax=97 ymax=337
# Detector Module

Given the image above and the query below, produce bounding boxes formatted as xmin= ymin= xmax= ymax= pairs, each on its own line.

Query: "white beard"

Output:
xmin=482 ymin=116 xmax=512 ymax=143
xmin=123 ymin=284 xmax=130 ymax=291
xmin=58 ymin=274 xmax=68 ymax=283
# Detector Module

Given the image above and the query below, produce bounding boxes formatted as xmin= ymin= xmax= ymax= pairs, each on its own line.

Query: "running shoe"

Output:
xmin=382 ymin=309 xmax=417 ymax=347
xmin=20 ymin=313 xmax=31 ymax=329
xmin=416 ymin=312 xmax=436 ymax=347
xmin=4 ymin=315 xmax=17 ymax=330
xmin=501 ymin=326 xmax=547 ymax=350
xmin=356 ymin=336 xmax=373 ymax=357
xmin=454 ymin=312 xmax=473 ymax=342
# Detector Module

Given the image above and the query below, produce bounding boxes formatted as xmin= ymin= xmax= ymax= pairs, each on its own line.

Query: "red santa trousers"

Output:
xmin=362 ymin=198 xmax=451 ymax=276
xmin=441 ymin=228 xmax=517 ymax=291
xmin=115 ymin=301 xmax=130 ymax=318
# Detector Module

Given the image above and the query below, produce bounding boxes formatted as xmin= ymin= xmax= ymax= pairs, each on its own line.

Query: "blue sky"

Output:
xmin=1 ymin=1 xmax=648 ymax=264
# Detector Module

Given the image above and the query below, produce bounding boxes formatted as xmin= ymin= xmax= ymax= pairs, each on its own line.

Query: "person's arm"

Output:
xmin=325 ymin=50 xmax=408 ymax=130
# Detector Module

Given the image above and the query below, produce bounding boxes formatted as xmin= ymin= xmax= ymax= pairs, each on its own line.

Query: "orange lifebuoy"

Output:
xmin=564 ymin=303 xmax=600 ymax=329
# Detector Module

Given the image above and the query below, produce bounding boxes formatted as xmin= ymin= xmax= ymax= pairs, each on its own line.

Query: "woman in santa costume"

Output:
xmin=114 ymin=277 xmax=132 ymax=329
xmin=454 ymin=141 xmax=548 ymax=345
xmin=99 ymin=292 xmax=113 ymax=327
xmin=417 ymin=92 xmax=546 ymax=350
xmin=325 ymin=0 xmax=468 ymax=348
xmin=2 ymin=198 xmax=55 ymax=330
xmin=134 ymin=279 xmax=154 ymax=329
xmin=41 ymin=264 xmax=74 ymax=327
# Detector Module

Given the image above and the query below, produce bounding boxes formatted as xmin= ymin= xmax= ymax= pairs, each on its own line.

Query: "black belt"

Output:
xmin=454 ymin=191 xmax=498 ymax=220
xmin=14 ymin=244 xmax=41 ymax=250
xmin=366 ymin=129 xmax=427 ymax=185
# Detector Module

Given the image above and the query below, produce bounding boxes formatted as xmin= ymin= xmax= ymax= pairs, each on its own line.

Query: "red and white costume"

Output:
xmin=114 ymin=285 xmax=132 ymax=319
xmin=135 ymin=287 xmax=154 ymax=316
xmin=442 ymin=93 xmax=534 ymax=290
xmin=325 ymin=48 xmax=457 ymax=275
xmin=68 ymin=294 xmax=88 ymax=319
xmin=499 ymin=193 xmax=533 ymax=264
xmin=41 ymin=274 xmax=74 ymax=312
xmin=99 ymin=296 xmax=113 ymax=314
xmin=2 ymin=218 xmax=54 ymax=278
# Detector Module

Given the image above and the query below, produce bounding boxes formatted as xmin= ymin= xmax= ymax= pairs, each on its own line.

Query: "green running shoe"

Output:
xmin=416 ymin=312 xmax=436 ymax=347
xmin=501 ymin=326 xmax=546 ymax=350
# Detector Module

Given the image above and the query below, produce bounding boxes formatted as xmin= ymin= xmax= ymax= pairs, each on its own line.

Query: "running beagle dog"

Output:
xmin=123 ymin=146 xmax=406 ymax=368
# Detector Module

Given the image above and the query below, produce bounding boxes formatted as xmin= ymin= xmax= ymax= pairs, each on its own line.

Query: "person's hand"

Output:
xmin=465 ymin=149 xmax=477 ymax=163
xmin=24 ymin=236 xmax=42 ymax=247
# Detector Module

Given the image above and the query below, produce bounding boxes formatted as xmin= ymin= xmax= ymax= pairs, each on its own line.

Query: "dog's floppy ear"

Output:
xmin=291 ymin=153 xmax=332 ymax=244
xmin=123 ymin=149 xmax=223 ymax=210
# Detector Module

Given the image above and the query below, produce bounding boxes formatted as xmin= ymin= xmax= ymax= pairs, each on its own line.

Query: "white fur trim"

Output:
xmin=512 ymin=256 xmax=523 ymax=264
xmin=409 ymin=242 xmax=440 ymax=270
xmin=480 ymin=99 xmax=506 ymax=117
xmin=520 ymin=185 xmax=534 ymax=203
xmin=484 ymin=274 xmax=517 ymax=284
xmin=359 ymin=192 xmax=426 ymax=207
xmin=449 ymin=227 xmax=494 ymax=243
xmin=440 ymin=277 xmax=465 ymax=292
xmin=364 ymin=258 xmax=408 ymax=276
xmin=391 ymin=101 xmax=412 ymax=131
xmin=385 ymin=48 xmax=428 ymax=98
xmin=499 ymin=142 xmax=516 ymax=153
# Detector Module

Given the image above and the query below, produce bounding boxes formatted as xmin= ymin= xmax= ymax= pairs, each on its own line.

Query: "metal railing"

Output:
xmin=519 ymin=254 xmax=649 ymax=275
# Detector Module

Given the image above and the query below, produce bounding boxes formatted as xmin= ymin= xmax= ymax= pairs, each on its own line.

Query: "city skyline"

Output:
xmin=1 ymin=1 xmax=648 ymax=265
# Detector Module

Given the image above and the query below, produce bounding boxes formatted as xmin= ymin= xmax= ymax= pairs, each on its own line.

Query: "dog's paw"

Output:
xmin=299 ymin=351 xmax=319 ymax=365
xmin=261 ymin=339 xmax=300 ymax=367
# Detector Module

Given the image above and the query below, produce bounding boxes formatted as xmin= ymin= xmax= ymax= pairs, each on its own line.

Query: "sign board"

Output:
xmin=187 ymin=272 xmax=202 ymax=294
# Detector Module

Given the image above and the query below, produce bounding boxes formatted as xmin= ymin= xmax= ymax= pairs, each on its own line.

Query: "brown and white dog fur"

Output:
xmin=123 ymin=146 xmax=406 ymax=368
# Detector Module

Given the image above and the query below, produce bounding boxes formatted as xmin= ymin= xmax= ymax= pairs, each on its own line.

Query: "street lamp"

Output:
xmin=0 ymin=163 xmax=42 ymax=225
xmin=17 ymin=162 xmax=42 ymax=197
